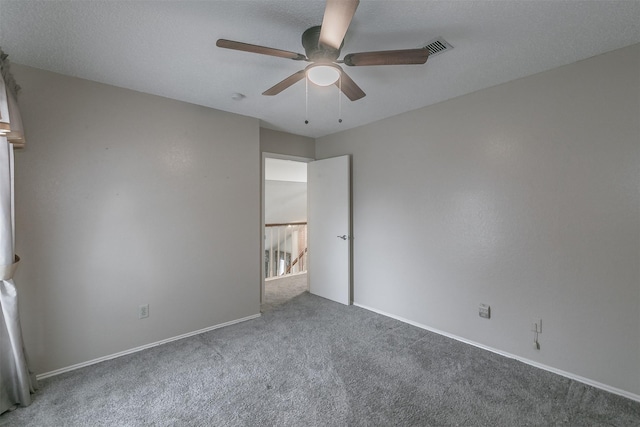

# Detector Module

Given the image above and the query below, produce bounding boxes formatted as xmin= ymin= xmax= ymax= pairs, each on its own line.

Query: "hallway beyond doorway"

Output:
xmin=261 ymin=272 xmax=308 ymax=312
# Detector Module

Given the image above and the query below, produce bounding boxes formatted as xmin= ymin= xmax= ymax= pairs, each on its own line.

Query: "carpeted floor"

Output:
xmin=2 ymin=283 xmax=639 ymax=426
xmin=261 ymin=272 xmax=308 ymax=312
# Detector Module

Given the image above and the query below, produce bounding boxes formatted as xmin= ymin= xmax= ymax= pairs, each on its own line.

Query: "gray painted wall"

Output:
xmin=13 ymin=65 xmax=261 ymax=374
xmin=316 ymin=44 xmax=640 ymax=396
xmin=260 ymin=128 xmax=315 ymax=159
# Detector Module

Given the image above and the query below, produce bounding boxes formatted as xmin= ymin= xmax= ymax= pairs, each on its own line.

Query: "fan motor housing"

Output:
xmin=302 ymin=26 xmax=342 ymax=62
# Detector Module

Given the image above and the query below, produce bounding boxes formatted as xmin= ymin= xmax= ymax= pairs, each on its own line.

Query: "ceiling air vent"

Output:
xmin=423 ymin=37 xmax=453 ymax=57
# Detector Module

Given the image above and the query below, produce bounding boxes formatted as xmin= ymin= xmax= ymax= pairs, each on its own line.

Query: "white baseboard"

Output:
xmin=353 ymin=302 xmax=640 ymax=403
xmin=36 ymin=313 xmax=262 ymax=381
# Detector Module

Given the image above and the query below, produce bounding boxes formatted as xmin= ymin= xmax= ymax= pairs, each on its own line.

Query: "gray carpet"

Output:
xmin=261 ymin=273 xmax=308 ymax=312
xmin=2 ymin=289 xmax=639 ymax=426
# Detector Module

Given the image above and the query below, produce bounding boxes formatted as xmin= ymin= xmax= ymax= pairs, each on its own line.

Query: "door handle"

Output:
xmin=337 ymin=235 xmax=350 ymax=240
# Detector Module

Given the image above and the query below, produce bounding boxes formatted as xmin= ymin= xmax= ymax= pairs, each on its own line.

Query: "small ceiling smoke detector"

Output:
xmin=231 ymin=92 xmax=246 ymax=101
xmin=422 ymin=37 xmax=453 ymax=57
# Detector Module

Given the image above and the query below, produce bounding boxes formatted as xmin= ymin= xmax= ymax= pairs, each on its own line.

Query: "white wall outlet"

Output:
xmin=531 ymin=319 xmax=542 ymax=333
xmin=531 ymin=318 xmax=542 ymax=350
xmin=479 ymin=304 xmax=490 ymax=319
xmin=139 ymin=304 xmax=149 ymax=319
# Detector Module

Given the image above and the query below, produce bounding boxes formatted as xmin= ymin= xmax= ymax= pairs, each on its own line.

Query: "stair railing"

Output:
xmin=264 ymin=222 xmax=307 ymax=279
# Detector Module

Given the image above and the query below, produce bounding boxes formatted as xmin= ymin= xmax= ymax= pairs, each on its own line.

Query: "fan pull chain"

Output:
xmin=338 ymin=74 xmax=343 ymax=123
xmin=304 ymin=77 xmax=309 ymax=125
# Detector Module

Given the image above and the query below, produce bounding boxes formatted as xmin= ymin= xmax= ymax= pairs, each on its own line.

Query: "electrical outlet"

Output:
xmin=479 ymin=304 xmax=490 ymax=319
xmin=531 ymin=318 xmax=542 ymax=350
xmin=531 ymin=319 xmax=542 ymax=333
xmin=139 ymin=304 xmax=149 ymax=319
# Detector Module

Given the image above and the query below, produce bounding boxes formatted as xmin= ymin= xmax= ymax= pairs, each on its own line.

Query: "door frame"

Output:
xmin=261 ymin=152 xmax=314 ymax=305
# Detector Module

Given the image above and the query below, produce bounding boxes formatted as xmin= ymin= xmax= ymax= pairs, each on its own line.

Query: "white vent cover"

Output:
xmin=423 ymin=37 xmax=453 ymax=57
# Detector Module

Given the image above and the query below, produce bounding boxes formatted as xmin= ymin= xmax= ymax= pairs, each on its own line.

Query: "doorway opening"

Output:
xmin=261 ymin=154 xmax=311 ymax=311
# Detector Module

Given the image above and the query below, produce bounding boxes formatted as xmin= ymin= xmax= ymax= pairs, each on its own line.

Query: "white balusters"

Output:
xmin=265 ymin=222 xmax=307 ymax=279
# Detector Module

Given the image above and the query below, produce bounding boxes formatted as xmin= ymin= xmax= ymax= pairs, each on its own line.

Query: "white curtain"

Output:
xmin=0 ymin=52 xmax=36 ymax=413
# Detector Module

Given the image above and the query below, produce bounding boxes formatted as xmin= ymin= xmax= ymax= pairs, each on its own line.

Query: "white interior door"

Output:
xmin=307 ymin=155 xmax=351 ymax=305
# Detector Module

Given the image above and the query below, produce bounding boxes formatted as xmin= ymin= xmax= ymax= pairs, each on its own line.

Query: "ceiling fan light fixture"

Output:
xmin=306 ymin=63 xmax=341 ymax=87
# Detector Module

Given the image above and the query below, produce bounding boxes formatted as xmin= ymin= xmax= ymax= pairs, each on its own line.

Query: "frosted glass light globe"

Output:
xmin=306 ymin=64 xmax=340 ymax=86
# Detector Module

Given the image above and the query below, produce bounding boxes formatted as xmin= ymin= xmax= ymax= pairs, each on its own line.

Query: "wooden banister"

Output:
xmin=265 ymin=222 xmax=307 ymax=228
xmin=286 ymin=248 xmax=308 ymax=274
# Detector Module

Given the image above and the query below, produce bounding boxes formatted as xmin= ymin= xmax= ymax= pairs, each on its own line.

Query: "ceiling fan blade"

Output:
xmin=217 ymin=39 xmax=307 ymax=61
xmin=318 ymin=0 xmax=360 ymax=51
xmin=262 ymin=70 xmax=307 ymax=96
xmin=343 ymin=49 xmax=429 ymax=66
xmin=335 ymin=70 xmax=365 ymax=101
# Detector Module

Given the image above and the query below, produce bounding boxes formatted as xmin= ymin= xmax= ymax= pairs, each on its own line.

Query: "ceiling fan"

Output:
xmin=216 ymin=0 xmax=429 ymax=101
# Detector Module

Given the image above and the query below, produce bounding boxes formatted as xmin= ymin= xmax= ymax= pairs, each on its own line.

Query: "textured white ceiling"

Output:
xmin=1 ymin=0 xmax=639 ymax=138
